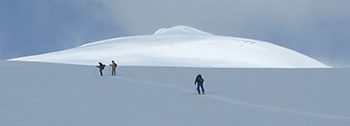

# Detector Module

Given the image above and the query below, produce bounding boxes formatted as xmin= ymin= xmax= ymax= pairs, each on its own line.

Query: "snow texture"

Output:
xmin=0 ymin=61 xmax=348 ymax=126
xmin=10 ymin=26 xmax=328 ymax=68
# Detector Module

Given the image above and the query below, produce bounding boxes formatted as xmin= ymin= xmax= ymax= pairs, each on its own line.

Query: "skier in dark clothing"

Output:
xmin=97 ymin=62 xmax=105 ymax=76
xmin=194 ymin=74 xmax=205 ymax=94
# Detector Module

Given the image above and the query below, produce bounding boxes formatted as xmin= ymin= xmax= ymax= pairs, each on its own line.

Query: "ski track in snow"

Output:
xmin=116 ymin=76 xmax=350 ymax=120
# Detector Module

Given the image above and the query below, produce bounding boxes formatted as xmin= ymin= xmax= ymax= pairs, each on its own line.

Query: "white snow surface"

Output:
xmin=10 ymin=26 xmax=328 ymax=68
xmin=0 ymin=61 xmax=349 ymax=126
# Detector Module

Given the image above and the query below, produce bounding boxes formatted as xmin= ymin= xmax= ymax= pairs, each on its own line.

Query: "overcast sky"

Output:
xmin=1 ymin=0 xmax=349 ymax=67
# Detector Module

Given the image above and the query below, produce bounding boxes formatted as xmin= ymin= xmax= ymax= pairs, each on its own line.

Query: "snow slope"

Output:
xmin=10 ymin=26 xmax=328 ymax=68
xmin=0 ymin=61 xmax=348 ymax=126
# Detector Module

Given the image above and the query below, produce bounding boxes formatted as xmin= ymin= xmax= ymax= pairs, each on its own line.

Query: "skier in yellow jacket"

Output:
xmin=110 ymin=60 xmax=118 ymax=76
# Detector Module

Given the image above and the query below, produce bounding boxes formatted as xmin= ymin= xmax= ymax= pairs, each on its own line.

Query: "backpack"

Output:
xmin=112 ymin=62 xmax=117 ymax=68
xmin=199 ymin=78 xmax=204 ymax=83
xmin=102 ymin=64 xmax=105 ymax=70
xmin=197 ymin=77 xmax=204 ymax=83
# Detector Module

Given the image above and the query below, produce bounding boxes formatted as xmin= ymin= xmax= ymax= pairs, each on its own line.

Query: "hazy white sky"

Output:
xmin=1 ymin=0 xmax=349 ymax=66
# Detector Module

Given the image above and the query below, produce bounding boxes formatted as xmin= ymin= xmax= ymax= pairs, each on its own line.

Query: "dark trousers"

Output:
xmin=112 ymin=68 xmax=116 ymax=76
xmin=99 ymin=69 xmax=103 ymax=76
xmin=197 ymin=83 xmax=205 ymax=93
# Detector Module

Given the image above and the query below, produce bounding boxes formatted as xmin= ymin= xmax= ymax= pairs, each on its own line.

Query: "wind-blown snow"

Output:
xmin=0 ymin=61 xmax=348 ymax=126
xmin=10 ymin=26 xmax=328 ymax=68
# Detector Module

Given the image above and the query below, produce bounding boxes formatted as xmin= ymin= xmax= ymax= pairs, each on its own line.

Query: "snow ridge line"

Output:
xmin=116 ymin=76 xmax=350 ymax=120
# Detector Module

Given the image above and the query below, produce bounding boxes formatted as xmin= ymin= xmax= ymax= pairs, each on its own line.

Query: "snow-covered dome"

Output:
xmin=153 ymin=26 xmax=213 ymax=36
xmin=10 ymin=26 xmax=329 ymax=68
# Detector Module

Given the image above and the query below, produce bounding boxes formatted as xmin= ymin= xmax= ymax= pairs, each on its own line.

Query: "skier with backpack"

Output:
xmin=194 ymin=74 xmax=205 ymax=94
xmin=110 ymin=60 xmax=118 ymax=76
xmin=97 ymin=62 xmax=105 ymax=76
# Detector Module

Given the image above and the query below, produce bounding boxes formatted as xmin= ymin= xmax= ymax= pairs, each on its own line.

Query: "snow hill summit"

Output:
xmin=11 ymin=26 xmax=328 ymax=68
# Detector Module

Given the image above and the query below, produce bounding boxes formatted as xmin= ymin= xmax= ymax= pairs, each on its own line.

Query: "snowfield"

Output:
xmin=10 ymin=26 xmax=328 ymax=68
xmin=3 ymin=26 xmax=342 ymax=126
xmin=0 ymin=61 xmax=349 ymax=126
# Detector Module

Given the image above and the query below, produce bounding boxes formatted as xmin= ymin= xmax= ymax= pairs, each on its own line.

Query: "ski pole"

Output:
xmin=93 ymin=67 xmax=97 ymax=77
xmin=195 ymin=84 xmax=197 ymax=94
xmin=109 ymin=65 xmax=111 ymax=76
xmin=194 ymin=82 xmax=197 ymax=94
